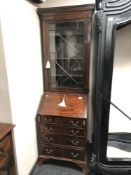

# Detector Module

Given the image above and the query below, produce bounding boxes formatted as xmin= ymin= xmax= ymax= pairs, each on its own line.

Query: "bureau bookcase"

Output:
xmin=36 ymin=4 xmax=94 ymax=174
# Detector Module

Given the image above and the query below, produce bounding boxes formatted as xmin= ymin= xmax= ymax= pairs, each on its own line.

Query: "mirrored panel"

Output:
xmin=107 ymin=24 xmax=131 ymax=159
xmin=48 ymin=22 xmax=84 ymax=89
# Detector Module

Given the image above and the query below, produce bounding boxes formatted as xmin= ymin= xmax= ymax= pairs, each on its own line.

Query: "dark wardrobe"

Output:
xmin=90 ymin=0 xmax=131 ymax=174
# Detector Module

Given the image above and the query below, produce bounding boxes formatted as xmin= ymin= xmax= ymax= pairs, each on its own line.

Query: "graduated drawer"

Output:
xmin=39 ymin=124 xmax=85 ymax=137
xmin=39 ymin=133 xmax=85 ymax=148
xmin=0 ymin=136 xmax=11 ymax=169
xmin=40 ymin=145 xmax=85 ymax=161
xmin=38 ymin=115 xmax=86 ymax=128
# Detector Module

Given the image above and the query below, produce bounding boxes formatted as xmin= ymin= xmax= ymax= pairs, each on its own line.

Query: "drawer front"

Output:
xmin=39 ymin=134 xmax=85 ymax=148
xmin=40 ymin=124 xmax=85 ymax=137
xmin=39 ymin=115 xmax=86 ymax=128
xmin=0 ymin=136 xmax=11 ymax=169
xmin=40 ymin=145 xmax=85 ymax=161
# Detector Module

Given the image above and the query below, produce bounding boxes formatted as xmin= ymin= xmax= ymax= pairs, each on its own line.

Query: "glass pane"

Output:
xmin=48 ymin=22 xmax=84 ymax=89
xmin=107 ymin=24 xmax=131 ymax=158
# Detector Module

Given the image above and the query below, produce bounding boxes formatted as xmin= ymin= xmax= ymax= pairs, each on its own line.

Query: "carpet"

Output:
xmin=31 ymin=160 xmax=84 ymax=175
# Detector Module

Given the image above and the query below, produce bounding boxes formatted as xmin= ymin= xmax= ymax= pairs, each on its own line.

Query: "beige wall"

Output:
xmin=0 ymin=22 xmax=12 ymax=123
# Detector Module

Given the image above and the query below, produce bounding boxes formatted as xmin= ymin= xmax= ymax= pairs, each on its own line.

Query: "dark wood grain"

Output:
xmin=40 ymin=115 xmax=86 ymax=127
xmin=39 ymin=133 xmax=86 ymax=148
xmin=41 ymin=144 xmax=86 ymax=161
xmin=0 ymin=136 xmax=11 ymax=169
xmin=39 ymin=123 xmax=85 ymax=137
xmin=0 ymin=123 xmax=17 ymax=175
xmin=37 ymin=92 xmax=88 ymax=118
xmin=0 ymin=124 xmax=14 ymax=141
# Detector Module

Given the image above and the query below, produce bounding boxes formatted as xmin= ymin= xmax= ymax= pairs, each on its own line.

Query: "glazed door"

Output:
xmin=48 ymin=22 xmax=84 ymax=90
xmin=43 ymin=19 xmax=91 ymax=92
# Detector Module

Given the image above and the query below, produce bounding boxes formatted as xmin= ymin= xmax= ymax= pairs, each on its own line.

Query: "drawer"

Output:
xmin=38 ymin=115 xmax=86 ymax=128
xmin=39 ymin=124 xmax=85 ymax=137
xmin=0 ymin=136 xmax=11 ymax=169
xmin=40 ymin=145 xmax=85 ymax=161
xmin=39 ymin=134 xmax=86 ymax=148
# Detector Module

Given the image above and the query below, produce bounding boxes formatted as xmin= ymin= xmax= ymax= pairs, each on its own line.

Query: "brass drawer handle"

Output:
xmin=70 ymin=120 xmax=80 ymax=126
xmin=70 ymin=139 xmax=79 ymax=146
xmin=45 ymin=148 xmax=53 ymax=154
xmin=44 ymin=127 xmax=53 ymax=132
xmin=5 ymin=153 xmax=8 ymax=157
xmin=45 ymin=137 xmax=53 ymax=142
xmin=70 ymin=152 xmax=79 ymax=158
xmin=70 ymin=129 xmax=80 ymax=135
xmin=83 ymin=120 xmax=86 ymax=126
xmin=4 ymin=153 xmax=8 ymax=158
xmin=44 ymin=118 xmax=53 ymax=122
xmin=0 ymin=149 xmax=3 ymax=157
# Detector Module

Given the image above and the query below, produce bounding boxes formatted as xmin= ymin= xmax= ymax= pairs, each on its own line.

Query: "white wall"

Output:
xmin=0 ymin=0 xmax=94 ymax=174
xmin=0 ymin=0 xmax=43 ymax=174
xmin=0 ymin=23 xmax=12 ymax=123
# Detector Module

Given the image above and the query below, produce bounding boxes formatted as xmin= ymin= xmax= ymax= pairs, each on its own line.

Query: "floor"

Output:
xmin=31 ymin=144 xmax=92 ymax=175
xmin=31 ymin=159 xmax=85 ymax=175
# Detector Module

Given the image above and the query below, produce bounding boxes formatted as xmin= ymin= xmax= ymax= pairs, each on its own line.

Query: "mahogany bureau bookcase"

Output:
xmin=36 ymin=4 xmax=94 ymax=174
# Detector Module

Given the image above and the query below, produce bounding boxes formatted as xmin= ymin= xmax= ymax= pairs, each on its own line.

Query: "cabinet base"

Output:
xmin=38 ymin=156 xmax=88 ymax=175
